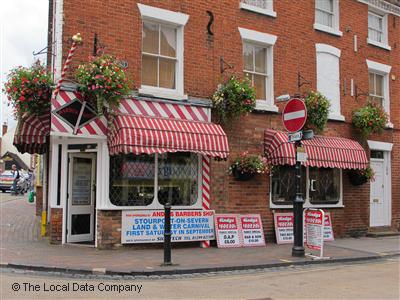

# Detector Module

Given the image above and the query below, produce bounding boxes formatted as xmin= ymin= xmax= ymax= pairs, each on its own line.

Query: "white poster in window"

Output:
xmin=215 ymin=214 xmax=242 ymax=248
xmin=121 ymin=210 xmax=215 ymax=244
xmin=240 ymin=214 xmax=266 ymax=247
xmin=273 ymin=212 xmax=334 ymax=244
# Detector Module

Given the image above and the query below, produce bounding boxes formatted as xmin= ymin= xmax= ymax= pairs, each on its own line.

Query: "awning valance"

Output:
xmin=108 ymin=114 xmax=229 ymax=158
xmin=264 ymin=130 xmax=368 ymax=169
xmin=13 ymin=113 xmax=50 ymax=154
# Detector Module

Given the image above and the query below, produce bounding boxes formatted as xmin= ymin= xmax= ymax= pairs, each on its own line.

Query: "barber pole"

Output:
xmin=201 ymin=156 xmax=211 ymax=248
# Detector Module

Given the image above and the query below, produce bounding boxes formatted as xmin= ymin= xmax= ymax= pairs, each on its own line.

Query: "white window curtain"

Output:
xmin=316 ymin=0 xmax=334 ymax=27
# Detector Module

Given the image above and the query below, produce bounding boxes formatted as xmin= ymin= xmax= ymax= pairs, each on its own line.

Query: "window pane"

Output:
xmin=375 ymin=74 xmax=383 ymax=96
xmin=309 ymin=168 xmax=340 ymax=204
xmin=316 ymin=0 xmax=333 ymax=12
xmin=242 ymin=0 xmax=269 ymax=10
xmin=142 ymin=55 xmax=158 ymax=87
xmin=159 ymin=58 xmax=176 ymax=89
xmin=157 ymin=152 xmax=198 ymax=206
xmin=243 ymin=43 xmax=253 ymax=71
xmin=316 ymin=10 xmax=333 ymax=27
xmin=142 ymin=22 xmax=159 ymax=54
xmin=369 ymin=73 xmax=375 ymax=94
xmin=271 ymin=165 xmax=306 ymax=205
xmin=109 ymin=154 xmax=155 ymax=206
xmin=371 ymin=150 xmax=384 ymax=159
xmin=253 ymin=74 xmax=266 ymax=100
xmin=371 ymin=96 xmax=383 ymax=107
xmin=254 ymin=46 xmax=266 ymax=74
xmin=160 ymin=26 xmax=176 ymax=57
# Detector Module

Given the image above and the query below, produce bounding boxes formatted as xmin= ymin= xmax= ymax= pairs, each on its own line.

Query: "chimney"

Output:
xmin=2 ymin=122 xmax=7 ymax=136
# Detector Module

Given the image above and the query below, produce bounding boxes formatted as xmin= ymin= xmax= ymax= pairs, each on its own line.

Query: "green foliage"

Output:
xmin=212 ymin=76 xmax=256 ymax=123
xmin=303 ymin=90 xmax=330 ymax=133
xmin=230 ymin=151 xmax=270 ymax=175
xmin=75 ymin=54 xmax=131 ymax=115
xmin=352 ymin=102 xmax=388 ymax=137
xmin=3 ymin=61 xmax=53 ymax=118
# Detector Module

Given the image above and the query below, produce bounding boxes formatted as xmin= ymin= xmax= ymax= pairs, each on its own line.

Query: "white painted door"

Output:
xmin=370 ymin=159 xmax=390 ymax=227
xmin=67 ymin=153 xmax=96 ymax=243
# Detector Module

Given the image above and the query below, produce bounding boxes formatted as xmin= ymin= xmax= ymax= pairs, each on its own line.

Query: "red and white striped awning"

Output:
xmin=13 ymin=113 xmax=50 ymax=154
xmin=264 ymin=130 xmax=368 ymax=169
xmin=108 ymin=114 xmax=229 ymax=158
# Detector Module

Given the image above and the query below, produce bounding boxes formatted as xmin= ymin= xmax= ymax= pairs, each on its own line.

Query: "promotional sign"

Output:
xmin=53 ymin=98 xmax=97 ymax=129
xmin=282 ymin=98 xmax=307 ymax=133
xmin=304 ymin=209 xmax=324 ymax=251
xmin=240 ymin=214 xmax=266 ymax=247
xmin=274 ymin=212 xmax=334 ymax=244
xmin=121 ymin=210 xmax=215 ymax=243
xmin=215 ymin=214 xmax=242 ymax=248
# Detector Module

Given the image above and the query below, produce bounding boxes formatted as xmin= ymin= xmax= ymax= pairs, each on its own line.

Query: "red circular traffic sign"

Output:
xmin=282 ymin=98 xmax=307 ymax=133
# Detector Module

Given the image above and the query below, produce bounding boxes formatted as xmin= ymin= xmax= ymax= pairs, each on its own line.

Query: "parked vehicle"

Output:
xmin=0 ymin=171 xmax=14 ymax=192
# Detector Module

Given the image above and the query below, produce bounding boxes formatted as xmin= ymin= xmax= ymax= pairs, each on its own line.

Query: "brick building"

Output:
xmin=32 ymin=0 xmax=400 ymax=247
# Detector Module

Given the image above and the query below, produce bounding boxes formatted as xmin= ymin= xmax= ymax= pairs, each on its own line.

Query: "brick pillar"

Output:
xmin=97 ymin=210 xmax=122 ymax=249
xmin=49 ymin=208 xmax=63 ymax=244
xmin=35 ymin=186 xmax=43 ymax=217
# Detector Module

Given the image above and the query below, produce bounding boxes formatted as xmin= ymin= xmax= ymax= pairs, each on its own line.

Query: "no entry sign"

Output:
xmin=282 ymin=98 xmax=307 ymax=133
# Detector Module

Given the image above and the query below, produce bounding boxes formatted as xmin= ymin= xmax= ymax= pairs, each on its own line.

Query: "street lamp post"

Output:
xmin=292 ymin=140 xmax=305 ymax=257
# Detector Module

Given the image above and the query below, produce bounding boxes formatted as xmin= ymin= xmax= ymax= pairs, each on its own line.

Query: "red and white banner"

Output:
xmin=215 ymin=214 xmax=242 ymax=248
xmin=240 ymin=214 xmax=266 ymax=247
xmin=274 ymin=212 xmax=334 ymax=244
xmin=304 ymin=209 xmax=324 ymax=251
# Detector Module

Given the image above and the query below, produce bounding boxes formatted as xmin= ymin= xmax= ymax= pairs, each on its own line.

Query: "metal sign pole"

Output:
xmin=162 ymin=203 xmax=172 ymax=266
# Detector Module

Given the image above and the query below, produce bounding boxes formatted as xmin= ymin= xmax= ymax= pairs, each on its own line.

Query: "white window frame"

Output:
xmin=316 ymin=43 xmax=345 ymax=121
xmin=138 ymin=3 xmax=189 ymax=100
xmin=366 ymin=59 xmax=393 ymax=128
xmin=239 ymin=0 xmax=277 ymax=18
xmin=314 ymin=0 xmax=343 ymax=37
xmin=269 ymin=167 xmax=343 ymax=209
xmin=238 ymin=27 xmax=278 ymax=112
xmin=102 ymin=153 xmax=203 ymax=210
xmin=367 ymin=9 xmax=391 ymax=51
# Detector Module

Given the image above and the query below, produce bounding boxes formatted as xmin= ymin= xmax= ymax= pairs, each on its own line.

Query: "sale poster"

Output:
xmin=215 ymin=214 xmax=242 ymax=248
xmin=240 ymin=215 xmax=266 ymax=247
xmin=304 ymin=209 xmax=324 ymax=251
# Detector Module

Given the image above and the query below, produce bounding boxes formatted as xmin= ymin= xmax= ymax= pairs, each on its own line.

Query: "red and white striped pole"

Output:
xmin=201 ymin=156 xmax=211 ymax=248
xmin=53 ymin=33 xmax=82 ymax=99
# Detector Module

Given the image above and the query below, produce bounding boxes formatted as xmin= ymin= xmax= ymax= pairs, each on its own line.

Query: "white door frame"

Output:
xmin=67 ymin=152 xmax=96 ymax=243
xmin=368 ymin=140 xmax=392 ymax=227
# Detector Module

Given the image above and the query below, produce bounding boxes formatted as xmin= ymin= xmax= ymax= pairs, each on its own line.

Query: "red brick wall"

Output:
xmin=35 ymin=186 xmax=43 ymax=217
xmin=49 ymin=208 xmax=63 ymax=244
xmin=97 ymin=210 xmax=122 ymax=249
xmin=58 ymin=1 xmax=400 ymax=241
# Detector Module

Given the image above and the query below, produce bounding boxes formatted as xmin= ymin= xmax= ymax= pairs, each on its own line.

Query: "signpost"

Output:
xmin=283 ymin=98 xmax=307 ymax=257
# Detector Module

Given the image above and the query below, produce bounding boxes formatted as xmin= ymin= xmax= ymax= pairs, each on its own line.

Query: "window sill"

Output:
xmin=270 ymin=203 xmax=344 ymax=209
xmin=313 ymin=23 xmax=343 ymax=37
xmin=139 ymin=87 xmax=188 ymax=101
xmin=254 ymin=100 xmax=279 ymax=112
xmin=367 ymin=38 xmax=391 ymax=51
xmin=328 ymin=114 xmax=346 ymax=122
xmin=239 ymin=3 xmax=277 ymax=18
xmin=385 ymin=122 xmax=394 ymax=129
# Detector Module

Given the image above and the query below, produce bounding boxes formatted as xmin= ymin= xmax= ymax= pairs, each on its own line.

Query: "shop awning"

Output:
xmin=13 ymin=113 xmax=50 ymax=154
xmin=108 ymin=114 xmax=229 ymax=158
xmin=264 ymin=130 xmax=368 ymax=169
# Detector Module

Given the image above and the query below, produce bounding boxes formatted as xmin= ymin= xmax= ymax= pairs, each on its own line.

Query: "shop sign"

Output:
xmin=304 ymin=209 xmax=324 ymax=251
xmin=215 ymin=214 xmax=242 ymax=248
xmin=240 ymin=214 xmax=266 ymax=247
xmin=53 ymin=98 xmax=97 ymax=130
xmin=121 ymin=210 xmax=215 ymax=244
xmin=274 ymin=212 xmax=334 ymax=244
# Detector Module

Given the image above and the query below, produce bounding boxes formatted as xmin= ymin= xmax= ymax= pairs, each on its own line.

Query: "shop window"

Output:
xmin=271 ymin=166 xmax=342 ymax=207
xmin=271 ymin=165 xmax=306 ymax=205
xmin=109 ymin=152 xmax=200 ymax=207
xmin=309 ymin=167 xmax=340 ymax=205
xmin=314 ymin=0 xmax=342 ymax=36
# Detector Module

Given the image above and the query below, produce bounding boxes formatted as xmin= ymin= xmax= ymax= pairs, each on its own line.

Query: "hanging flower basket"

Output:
xmin=229 ymin=152 xmax=270 ymax=181
xmin=75 ymin=54 xmax=131 ymax=116
xmin=303 ymin=90 xmax=330 ymax=133
xmin=212 ymin=76 xmax=256 ymax=124
xmin=347 ymin=166 xmax=375 ymax=186
xmin=3 ymin=61 xmax=53 ymax=119
xmin=352 ymin=102 xmax=388 ymax=137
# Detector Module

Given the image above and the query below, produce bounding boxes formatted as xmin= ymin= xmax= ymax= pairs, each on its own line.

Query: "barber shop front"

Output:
xmin=46 ymin=88 xmax=228 ymax=247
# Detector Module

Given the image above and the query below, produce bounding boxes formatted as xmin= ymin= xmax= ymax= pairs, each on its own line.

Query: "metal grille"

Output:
xmin=109 ymin=154 xmax=155 ymax=206
xmin=309 ymin=167 xmax=340 ymax=204
xmin=157 ymin=152 xmax=198 ymax=206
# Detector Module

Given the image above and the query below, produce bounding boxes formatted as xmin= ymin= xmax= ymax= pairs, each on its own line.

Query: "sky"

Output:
xmin=0 ymin=0 xmax=49 ymax=133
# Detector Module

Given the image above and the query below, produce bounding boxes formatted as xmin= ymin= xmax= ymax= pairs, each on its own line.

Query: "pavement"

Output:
xmin=1 ymin=194 xmax=399 ymax=276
